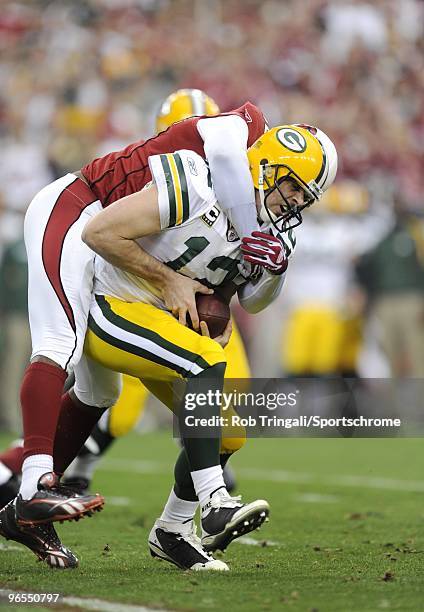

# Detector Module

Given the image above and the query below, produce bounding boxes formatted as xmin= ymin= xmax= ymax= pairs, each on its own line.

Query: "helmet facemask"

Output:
xmin=258 ymin=162 xmax=322 ymax=233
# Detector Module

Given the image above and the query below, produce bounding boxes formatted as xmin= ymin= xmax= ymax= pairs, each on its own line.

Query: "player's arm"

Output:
xmin=82 ymin=183 xmax=212 ymax=329
xmin=197 ymin=115 xmax=259 ymax=238
xmin=213 ymin=233 xmax=288 ymax=314
xmin=216 ymin=267 xmax=285 ymax=314
xmin=237 ymin=230 xmax=291 ymax=313
xmin=237 ymin=271 xmax=286 ymax=314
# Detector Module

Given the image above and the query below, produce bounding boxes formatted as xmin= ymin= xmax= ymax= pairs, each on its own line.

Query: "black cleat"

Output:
xmin=15 ymin=472 xmax=104 ymax=526
xmin=201 ymin=487 xmax=269 ymax=552
xmin=0 ymin=500 xmax=78 ymax=569
xmin=0 ymin=475 xmax=20 ymax=509
xmin=148 ymin=519 xmax=228 ymax=571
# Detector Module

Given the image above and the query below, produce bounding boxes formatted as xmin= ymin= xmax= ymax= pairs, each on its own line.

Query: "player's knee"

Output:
xmin=109 ymin=418 xmax=134 ymax=438
xmin=220 ymin=434 xmax=246 ymax=454
xmin=97 ymin=377 xmax=122 ymax=408
xmin=31 ymin=340 xmax=84 ymax=373
xmin=194 ymin=337 xmax=227 ymax=376
xmin=203 ymin=360 xmax=226 ymax=378
xmin=108 ymin=378 xmax=146 ymax=437
xmin=74 ymin=375 xmax=122 ymax=409
xmin=109 ymin=410 xmax=139 ymax=438
xmin=220 ymin=403 xmax=246 ymax=454
xmin=30 ymin=355 xmax=63 ymax=369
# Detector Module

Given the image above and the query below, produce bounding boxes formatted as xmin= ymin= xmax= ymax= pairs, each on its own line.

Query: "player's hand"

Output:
xmin=241 ymin=231 xmax=288 ymax=275
xmin=161 ymin=273 xmax=213 ymax=330
xmin=200 ymin=319 xmax=232 ymax=348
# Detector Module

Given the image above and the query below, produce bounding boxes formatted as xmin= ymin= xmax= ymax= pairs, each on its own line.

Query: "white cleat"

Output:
xmin=148 ymin=519 xmax=229 ymax=571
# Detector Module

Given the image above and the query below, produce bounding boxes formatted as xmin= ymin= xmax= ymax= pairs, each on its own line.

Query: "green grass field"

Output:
xmin=0 ymin=431 xmax=423 ymax=611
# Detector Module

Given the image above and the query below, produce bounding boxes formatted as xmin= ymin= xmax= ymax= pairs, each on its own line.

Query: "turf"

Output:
xmin=0 ymin=432 xmax=423 ymax=611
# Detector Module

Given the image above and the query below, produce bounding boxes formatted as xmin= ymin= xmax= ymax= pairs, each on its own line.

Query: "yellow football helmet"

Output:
xmin=156 ymin=88 xmax=220 ymax=134
xmin=247 ymin=124 xmax=338 ymax=231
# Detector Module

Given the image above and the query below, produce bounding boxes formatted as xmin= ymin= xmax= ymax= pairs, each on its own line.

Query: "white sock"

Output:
xmin=160 ymin=488 xmax=198 ymax=524
xmin=19 ymin=454 xmax=53 ymax=500
xmin=191 ymin=465 xmax=226 ymax=510
xmin=0 ymin=461 xmax=12 ymax=486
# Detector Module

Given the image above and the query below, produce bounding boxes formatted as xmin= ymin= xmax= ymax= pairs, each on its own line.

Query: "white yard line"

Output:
xmin=0 ymin=456 xmax=419 ymax=610
xmin=61 ymin=596 xmax=168 ymax=612
xmin=238 ymin=467 xmax=424 ymax=493
xmin=101 ymin=458 xmax=424 ymax=493
xmin=0 ymin=543 xmax=23 ymax=552
xmin=0 ymin=589 xmax=169 ymax=612
xmin=108 ymin=496 xmax=131 ymax=506
xmin=101 ymin=458 xmax=167 ymax=474
xmin=328 ymin=473 xmax=424 ymax=492
xmin=294 ymin=493 xmax=339 ymax=504
xmin=236 ymin=536 xmax=281 ymax=547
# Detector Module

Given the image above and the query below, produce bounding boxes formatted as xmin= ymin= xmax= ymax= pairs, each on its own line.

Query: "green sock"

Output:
xmin=178 ymin=362 xmax=226 ymax=471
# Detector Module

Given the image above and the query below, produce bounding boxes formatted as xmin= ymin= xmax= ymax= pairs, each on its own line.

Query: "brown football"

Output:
xmin=194 ymin=293 xmax=230 ymax=338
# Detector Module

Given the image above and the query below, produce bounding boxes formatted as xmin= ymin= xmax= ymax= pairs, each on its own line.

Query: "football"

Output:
xmin=194 ymin=292 xmax=230 ymax=338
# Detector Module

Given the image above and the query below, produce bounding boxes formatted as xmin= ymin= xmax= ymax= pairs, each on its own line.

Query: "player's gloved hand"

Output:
xmin=237 ymin=260 xmax=263 ymax=282
xmin=241 ymin=231 xmax=288 ymax=275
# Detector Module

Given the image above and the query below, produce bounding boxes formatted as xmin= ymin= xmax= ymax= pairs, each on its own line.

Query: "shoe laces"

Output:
xmin=161 ymin=520 xmax=213 ymax=560
xmin=39 ymin=483 xmax=82 ymax=499
xmin=60 ymin=478 xmax=89 ymax=495
xmin=32 ymin=523 xmax=63 ymax=551
xmin=210 ymin=490 xmax=242 ymax=510
xmin=183 ymin=522 xmax=213 ymax=559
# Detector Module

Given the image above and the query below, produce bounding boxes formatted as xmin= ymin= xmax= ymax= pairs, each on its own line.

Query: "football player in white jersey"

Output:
xmin=62 ymin=90 xmax=252 ymax=494
xmin=64 ymin=124 xmax=337 ymax=571
xmin=1 ymin=124 xmax=337 ymax=571
xmin=0 ymin=90 xmax=264 ymax=569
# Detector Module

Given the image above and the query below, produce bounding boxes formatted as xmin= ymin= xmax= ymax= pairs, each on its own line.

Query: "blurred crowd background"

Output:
xmin=0 ymin=0 xmax=423 ymax=433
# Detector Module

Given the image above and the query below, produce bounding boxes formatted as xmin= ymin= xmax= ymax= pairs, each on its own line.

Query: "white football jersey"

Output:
xmin=93 ymin=150 xmax=296 ymax=309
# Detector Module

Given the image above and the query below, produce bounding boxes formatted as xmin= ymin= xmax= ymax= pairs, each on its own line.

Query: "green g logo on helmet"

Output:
xmin=276 ymin=128 xmax=307 ymax=153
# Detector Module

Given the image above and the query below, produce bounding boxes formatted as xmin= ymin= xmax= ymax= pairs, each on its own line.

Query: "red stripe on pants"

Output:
xmin=41 ymin=178 xmax=97 ymax=331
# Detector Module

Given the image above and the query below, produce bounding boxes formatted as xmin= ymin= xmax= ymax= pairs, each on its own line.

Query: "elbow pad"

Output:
xmin=238 ymin=270 xmax=286 ymax=314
